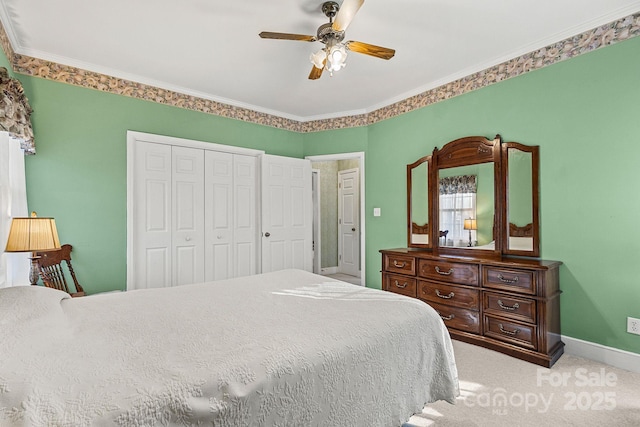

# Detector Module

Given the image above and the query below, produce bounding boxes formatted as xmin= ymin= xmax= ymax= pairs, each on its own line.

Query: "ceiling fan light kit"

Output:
xmin=259 ymin=0 xmax=395 ymax=80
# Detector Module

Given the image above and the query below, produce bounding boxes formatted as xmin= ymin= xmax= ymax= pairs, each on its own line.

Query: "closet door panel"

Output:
xmin=134 ymin=142 xmax=172 ymax=289
xmin=145 ymin=248 xmax=170 ymax=288
xmin=205 ymin=151 xmax=234 ymax=281
xmin=234 ymin=155 xmax=258 ymax=277
xmin=175 ymin=246 xmax=199 ymax=286
xmin=172 ymin=146 xmax=205 ymax=286
xmin=129 ymin=132 xmax=263 ymax=290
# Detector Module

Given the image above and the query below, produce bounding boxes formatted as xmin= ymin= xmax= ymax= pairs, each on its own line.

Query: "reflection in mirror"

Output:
xmin=507 ymin=147 xmax=534 ymax=251
xmin=438 ymin=164 xmax=494 ymax=249
xmin=410 ymin=160 xmax=429 ymax=245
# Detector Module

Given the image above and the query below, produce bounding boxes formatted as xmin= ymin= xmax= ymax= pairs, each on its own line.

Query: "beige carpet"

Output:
xmin=324 ymin=273 xmax=361 ymax=286
xmin=406 ymin=340 xmax=640 ymax=426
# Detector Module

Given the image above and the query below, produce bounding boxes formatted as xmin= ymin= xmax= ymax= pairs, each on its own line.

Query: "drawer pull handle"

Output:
xmin=498 ymin=300 xmax=520 ymax=311
xmin=394 ymin=280 xmax=408 ymax=289
xmin=497 ymin=273 xmax=519 ymax=284
xmin=435 ymin=266 xmax=454 ymax=276
xmin=436 ymin=290 xmax=455 ymax=299
xmin=393 ymin=260 xmax=407 ymax=268
xmin=499 ymin=324 xmax=519 ymax=336
xmin=438 ymin=311 xmax=455 ymax=321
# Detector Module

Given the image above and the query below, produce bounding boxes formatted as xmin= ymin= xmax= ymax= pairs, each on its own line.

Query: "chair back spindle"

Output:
xmin=36 ymin=244 xmax=85 ymax=297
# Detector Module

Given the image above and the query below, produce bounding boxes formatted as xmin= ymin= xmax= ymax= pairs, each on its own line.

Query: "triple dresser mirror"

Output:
xmin=388 ymin=134 xmax=562 ymax=367
xmin=407 ymin=134 xmax=540 ymax=258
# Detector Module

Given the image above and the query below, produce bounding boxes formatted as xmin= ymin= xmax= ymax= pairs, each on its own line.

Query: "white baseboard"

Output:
xmin=562 ymin=335 xmax=640 ymax=373
xmin=321 ymin=267 xmax=338 ymax=275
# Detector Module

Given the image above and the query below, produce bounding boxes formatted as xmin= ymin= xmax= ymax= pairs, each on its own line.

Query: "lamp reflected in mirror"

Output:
xmin=463 ymin=218 xmax=477 ymax=247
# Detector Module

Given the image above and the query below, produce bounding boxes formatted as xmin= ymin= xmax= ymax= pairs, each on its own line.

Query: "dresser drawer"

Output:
xmin=484 ymin=315 xmax=537 ymax=350
xmin=418 ymin=259 xmax=479 ymax=286
xmin=383 ymin=254 xmax=416 ymax=275
xmin=483 ymin=267 xmax=535 ymax=295
xmin=484 ymin=292 xmax=536 ymax=323
xmin=383 ymin=273 xmax=417 ymax=298
xmin=419 ymin=280 xmax=480 ymax=310
xmin=428 ymin=302 xmax=480 ymax=334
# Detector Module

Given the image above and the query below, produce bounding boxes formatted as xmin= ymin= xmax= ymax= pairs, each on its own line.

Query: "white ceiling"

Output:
xmin=1 ymin=0 xmax=639 ymax=121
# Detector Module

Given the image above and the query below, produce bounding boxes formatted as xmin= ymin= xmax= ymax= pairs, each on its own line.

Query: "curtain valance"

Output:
xmin=0 ymin=68 xmax=34 ymax=154
xmin=439 ymin=175 xmax=477 ymax=195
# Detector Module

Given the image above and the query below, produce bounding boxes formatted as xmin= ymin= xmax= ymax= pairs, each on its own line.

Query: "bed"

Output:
xmin=0 ymin=269 xmax=458 ymax=426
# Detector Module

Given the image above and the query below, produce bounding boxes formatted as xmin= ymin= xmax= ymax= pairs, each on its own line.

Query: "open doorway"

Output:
xmin=306 ymin=152 xmax=364 ymax=286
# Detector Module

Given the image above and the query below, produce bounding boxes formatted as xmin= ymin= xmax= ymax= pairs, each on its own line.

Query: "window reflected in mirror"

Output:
xmin=438 ymin=164 xmax=494 ymax=248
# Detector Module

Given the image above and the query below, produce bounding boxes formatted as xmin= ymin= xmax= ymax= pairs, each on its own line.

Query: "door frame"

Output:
xmin=306 ymin=152 xmax=365 ymax=286
xmin=312 ymin=169 xmax=321 ymax=274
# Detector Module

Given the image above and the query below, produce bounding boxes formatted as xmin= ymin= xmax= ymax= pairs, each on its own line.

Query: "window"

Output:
xmin=439 ymin=175 xmax=476 ymax=247
xmin=0 ymin=132 xmax=29 ymax=287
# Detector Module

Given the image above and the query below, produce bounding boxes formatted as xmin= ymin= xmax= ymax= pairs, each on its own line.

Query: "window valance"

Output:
xmin=0 ymin=68 xmax=34 ymax=154
xmin=439 ymin=175 xmax=477 ymax=194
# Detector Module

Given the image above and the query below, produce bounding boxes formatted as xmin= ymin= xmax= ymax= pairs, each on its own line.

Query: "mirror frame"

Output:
xmin=407 ymin=134 xmax=541 ymax=258
xmin=501 ymin=141 xmax=540 ymax=257
xmin=431 ymin=135 xmax=503 ymax=257
xmin=407 ymin=155 xmax=433 ymax=249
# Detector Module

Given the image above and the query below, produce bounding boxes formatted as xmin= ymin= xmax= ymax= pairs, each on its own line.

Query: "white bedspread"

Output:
xmin=0 ymin=269 xmax=458 ymax=426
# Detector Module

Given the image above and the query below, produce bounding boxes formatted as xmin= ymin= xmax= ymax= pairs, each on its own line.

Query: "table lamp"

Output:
xmin=4 ymin=212 xmax=61 ymax=285
xmin=463 ymin=218 xmax=477 ymax=247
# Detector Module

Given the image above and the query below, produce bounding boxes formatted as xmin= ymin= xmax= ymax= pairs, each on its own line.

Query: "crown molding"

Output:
xmin=1 ymin=13 xmax=639 ymax=135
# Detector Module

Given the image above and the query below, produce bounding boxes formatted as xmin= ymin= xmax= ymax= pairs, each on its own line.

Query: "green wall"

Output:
xmin=303 ymin=37 xmax=640 ymax=354
xmin=311 ymin=160 xmax=339 ymax=268
xmin=16 ymin=74 xmax=303 ymax=294
xmin=6 ymin=35 xmax=639 ymax=354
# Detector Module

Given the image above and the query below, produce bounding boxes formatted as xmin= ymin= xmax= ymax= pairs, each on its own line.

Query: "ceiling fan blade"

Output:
xmin=345 ymin=40 xmax=395 ymax=60
xmin=259 ymin=31 xmax=317 ymax=42
xmin=308 ymin=64 xmax=324 ymax=80
xmin=332 ymin=0 xmax=364 ymax=32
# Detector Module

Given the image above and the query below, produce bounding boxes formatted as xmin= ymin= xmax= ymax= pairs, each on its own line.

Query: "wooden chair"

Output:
xmin=36 ymin=244 xmax=85 ymax=297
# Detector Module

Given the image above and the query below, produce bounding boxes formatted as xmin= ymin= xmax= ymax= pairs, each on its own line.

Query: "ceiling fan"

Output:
xmin=259 ymin=0 xmax=395 ymax=80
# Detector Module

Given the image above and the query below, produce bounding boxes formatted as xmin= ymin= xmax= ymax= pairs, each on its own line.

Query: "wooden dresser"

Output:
xmin=381 ymin=248 xmax=563 ymax=367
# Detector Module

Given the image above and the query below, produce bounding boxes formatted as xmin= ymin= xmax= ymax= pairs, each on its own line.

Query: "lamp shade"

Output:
xmin=463 ymin=218 xmax=477 ymax=231
xmin=327 ymin=44 xmax=347 ymax=72
xmin=4 ymin=215 xmax=61 ymax=252
xmin=310 ymin=49 xmax=326 ymax=69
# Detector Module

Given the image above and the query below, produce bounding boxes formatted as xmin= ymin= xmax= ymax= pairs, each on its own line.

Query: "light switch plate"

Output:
xmin=373 ymin=208 xmax=381 ymax=217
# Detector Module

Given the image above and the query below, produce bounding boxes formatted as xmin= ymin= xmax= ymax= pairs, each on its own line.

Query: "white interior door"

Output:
xmin=311 ymin=169 xmax=321 ymax=274
xmin=204 ymin=150 xmax=233 ymax=281
xmin=261 ymin=155 xmax=312 ymax=273
xmin=132 ymin=141 xmax=172 ymax=289
xmin=338 ymin=168 xmax=360 ymax=276
xmin=128 ymin=131 xmax=265 ymax=290
xmin=172 ymin=146 xmax=205 ymax=286
xmin=233 ymin=154 xmax=258 ymax=277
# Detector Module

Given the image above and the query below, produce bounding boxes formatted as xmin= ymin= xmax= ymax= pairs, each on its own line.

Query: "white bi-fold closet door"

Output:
xmin=127 ymin=131 xmax=313 ymax=291
xmin=205 ymin=150 xmax=258 ymax=281
xmin=128 ymin=134 xmax=260 ymax=290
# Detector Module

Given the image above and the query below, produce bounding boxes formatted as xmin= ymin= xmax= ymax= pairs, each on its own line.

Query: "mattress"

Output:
xmin=0 ymin=269 xmax=458 ymax=426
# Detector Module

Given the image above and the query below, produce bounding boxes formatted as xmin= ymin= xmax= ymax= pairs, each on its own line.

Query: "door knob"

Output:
xmin=352 ymin=228 xmax=356 ymax=232
xmin=264 ymin=232 xmax=271 ymax=237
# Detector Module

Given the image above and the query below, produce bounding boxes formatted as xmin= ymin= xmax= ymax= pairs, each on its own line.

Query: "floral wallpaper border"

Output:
xmin=0 ymin=12 xmax=639 ymax=148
